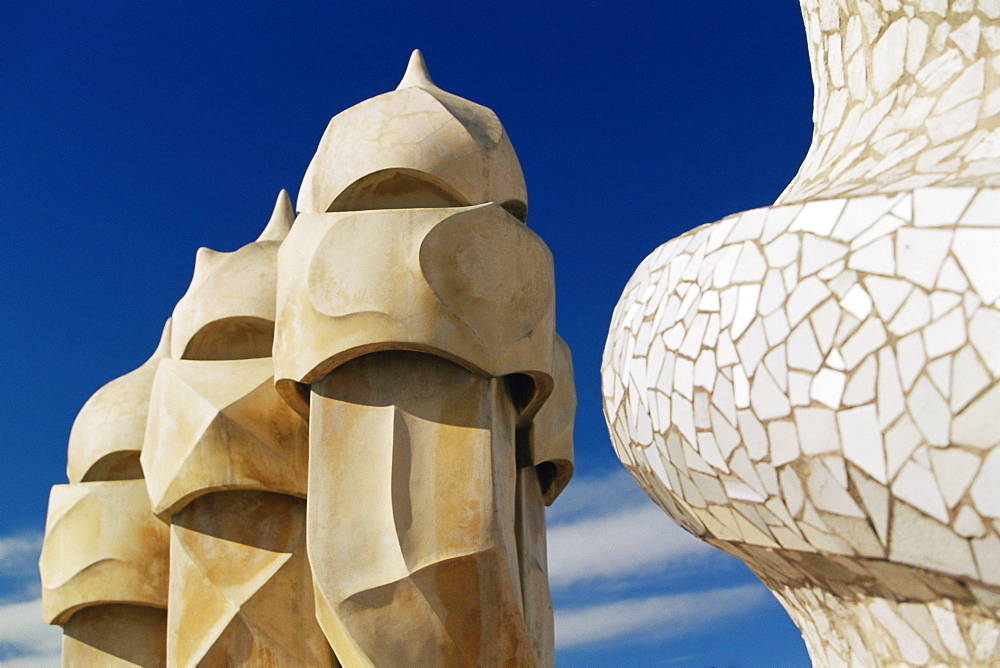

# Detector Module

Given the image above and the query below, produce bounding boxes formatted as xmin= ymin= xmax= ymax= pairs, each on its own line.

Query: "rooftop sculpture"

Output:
xmin=604 ymin=1 xmax=1000 ymax=665
xmin=40 ymin=50 xmax=574 ymax=667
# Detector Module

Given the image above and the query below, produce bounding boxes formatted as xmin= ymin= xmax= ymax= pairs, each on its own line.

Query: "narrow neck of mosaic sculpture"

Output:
xmin=778 ymin=0 xmax=1000 ymax=205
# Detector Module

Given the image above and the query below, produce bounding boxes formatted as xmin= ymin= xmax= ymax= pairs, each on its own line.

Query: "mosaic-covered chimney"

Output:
xmin=603 ymin=2 xmax=1000 ymax=665
xmin=40 ymin=51 xmax=574 ymax=667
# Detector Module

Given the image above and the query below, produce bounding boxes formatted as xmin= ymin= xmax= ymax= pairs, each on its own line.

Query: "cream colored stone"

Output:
xmin=515 ymin=464 xmax=554 ymax=667
xmin=167 ymin=492 xmax=334 ymax=667
xmin=273 ymin=204 xmax=555 ymax=417
xmin=47 ymin=323 xmax=174 ymax=665
xmin=308 ymin=353 xmax=539 ymax=666
xmin=298 ymin=50 xmax=527 ymax=220
xmin=40 ymin=480 xmax=168 ymax=625
xmin=61 ymin=604 xmax=167 ymax=668
xmin=66 ymin=319 xmax=170 ymax=483
xmin=531 ymin=335 xmax=576 ymax=504
xmin=170 ymin=190 xmax=290 ymax=362
xmin=43 ymin=51 xmax=568 ymax=667
xmin=141 ymin=357 xmax=308 ymax=518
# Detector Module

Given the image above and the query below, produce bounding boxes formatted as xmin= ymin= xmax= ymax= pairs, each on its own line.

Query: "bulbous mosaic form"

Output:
xmin=40 ymin=51 xmax=573 ymax=667
xmin=604 ymin=2 xmax=1000 ymax=666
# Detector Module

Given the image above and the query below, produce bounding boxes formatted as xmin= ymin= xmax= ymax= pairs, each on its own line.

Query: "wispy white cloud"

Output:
xmin=0 ymin=472 xmax=761 ymax=664
xmin=555 ymin=584 xmax=769 ymax=649
xmin=546 ymin=470 xmax=717 ymax=588
xmin=0 ymin=598 xmax=62 ymax=666
xmin=548 ymin=503 xmax=716 ymax=588
xmin=0 ymin=532 xmax=61 ymax=666
xmin=546 ymin=469 xmax=652 ymax=525
xmin=0 ymin=533 xmax=43 ymax=604
xmin=546 ymin=469 xmax=773 ymax=654
xmin=0 ymin=533 xmax=42 ymax=578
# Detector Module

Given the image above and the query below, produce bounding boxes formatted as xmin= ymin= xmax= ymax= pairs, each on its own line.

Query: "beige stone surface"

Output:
xmin=42 ymin=51 xmax=570 ymax=667
xmin=307 ymin=352 xmax=538 ymax=666
xmin=167 ymin=491 xmax=335 ymax=667
xmin=298 ymin=50 xmax=527 ymax=221
xmin=66 ymin=319 xmax=171 ymax=483
xmin=532 ymin=334 xmax=576 ymax=504
xmin=273 ymin=203 xmax=555 ymax=417
xmin=62 ymin=604 xmax=167 ymax=668
xmin=141 ymin=357 xmax=308 ymax=518
xmin=39 ymin=480 xmax=169 ymax=625
xmin=515 ymin=464 xmax=554 ymax=667
xmin=282 ymin=53 xmax=567 ymax=667
xmin=170 ymin=190 xmax=291 ymax=361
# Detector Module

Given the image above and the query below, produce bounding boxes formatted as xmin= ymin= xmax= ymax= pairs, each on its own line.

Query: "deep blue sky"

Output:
xmin=2 ymin=2 xmax=814 ymax=665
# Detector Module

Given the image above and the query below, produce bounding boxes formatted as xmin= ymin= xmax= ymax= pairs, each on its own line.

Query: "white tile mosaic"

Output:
xmin=954 ymin=228 xmax=1000 ymax=303
xmin=955 ymin=504 xmax=988 ymax=538
xmin=896 ymin=331 xmax=927 ymax=390
xmin=925 ymin=307 xmax=967 ymax=359
xmin=926 ymin=354 xmax=953 ymax=398
xmin=840 ymin=318 xmax=886 ymax=369
xmin=840 ymin=283 xmax=873 ymax=320
xmin=604 ymin=185 xmax=1000 ymax=666
xmin=876 ymin=347 xmax=906 ymax=428
xmin=952 ymin=383 xmax=1000 ymax=449
xmin=929 ymin=290 xmax=962 ymax=319
xmin=929 ymin=446 xmax=981 ymax=508
xmin=812 ymin=367 xmax=847 ymax=408
xmin=908 ymin=376 xmax=952 ymax=446
xmin=971 ymin=448 xmax=1000 ymax=518
xmin=843 ymin=355 xmax=878 ymax=406
xmin=893 ymin=460 xmax=950 ymax=522
xmin=603 ymin=3 xmax=1000 ymax=665
xmin=951 ymin=344 xmax=991 ymax=411
xmin=839 ymin=404 xmax=888 ymax=483
xmin=896 ymin=228 xmax=953 ymax=288
xmin=889 ymin=288 xmax=932 ymax=336
xmin=864 ymin=275 xmax=912 ymax=320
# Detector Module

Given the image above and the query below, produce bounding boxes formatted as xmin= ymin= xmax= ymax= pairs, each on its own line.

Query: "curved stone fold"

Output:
xmin=297 ymin=52 xmax=527 ymax=219
xmin=42 ymin=50 xmax=569 ymax=668
xmin=67 ymin=319 xmax=171 ymax=483
xmin=273 ymin=203 xmax=556 ymax=417
xmin=39 ymin=479 xmax=169 ymax=625
xmin=141 ymin=357 xmax=308 ymax=518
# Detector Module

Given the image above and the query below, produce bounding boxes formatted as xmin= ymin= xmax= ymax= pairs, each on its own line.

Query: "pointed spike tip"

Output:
xmin=396 ymin=49 xmax=435 ymax=90
xmin=150 ymin=318 xmax=173 ymax=360
xmin=195 ymin=246 xmax=222 ymax=265
xmin=258 ymin=189 xmax=295 ymax=241
xmin=191 ymin=246 xmax=222 ymax=283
